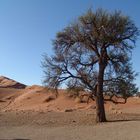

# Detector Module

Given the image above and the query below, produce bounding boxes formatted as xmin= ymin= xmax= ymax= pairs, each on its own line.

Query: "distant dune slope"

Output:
xmin=0 ymin=76 xmax=26 ymax=89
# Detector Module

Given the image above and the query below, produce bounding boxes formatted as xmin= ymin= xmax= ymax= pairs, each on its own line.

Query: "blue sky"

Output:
xmin=0 ymin=0 xmax=140 ymax=88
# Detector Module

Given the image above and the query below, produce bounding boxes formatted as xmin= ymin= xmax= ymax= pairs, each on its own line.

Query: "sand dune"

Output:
xmin=0 ymin=76 xmax=26 ymax=89
xmin=0 ymin=85 xmax=93 ymax=112
xmin=0 ymin=83 xmax=140 ymax=114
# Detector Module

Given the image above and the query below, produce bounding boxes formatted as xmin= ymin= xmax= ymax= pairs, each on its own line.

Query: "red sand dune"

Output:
xmin=0 ymin=76 xmax=140 ymax=114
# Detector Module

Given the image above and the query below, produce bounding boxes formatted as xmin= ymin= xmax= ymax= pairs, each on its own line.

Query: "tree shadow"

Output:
xmin=13 ymin=139 xmax=30 ymax=140
xmin=0 ymin=139 xmax=30 ymax=140
xmin=107 ymin=118 xmax=140 ymax=123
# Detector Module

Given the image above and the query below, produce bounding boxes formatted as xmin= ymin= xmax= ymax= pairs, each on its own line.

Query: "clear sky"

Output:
xmin=0 ymin=0 xmax=140 ymax=88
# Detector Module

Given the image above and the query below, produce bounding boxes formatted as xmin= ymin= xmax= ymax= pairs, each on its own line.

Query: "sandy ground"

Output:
xmin=0 ymin=111 xmax=140 ymax=140
xmin=0 ymin=85 xmax=140 ymax=140
xmin=0 ymin=121 xmax=140 ymax=140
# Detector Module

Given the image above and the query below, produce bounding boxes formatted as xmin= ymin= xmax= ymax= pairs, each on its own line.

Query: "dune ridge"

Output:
xmin=0 ymin=76 xmax=26 ymax=89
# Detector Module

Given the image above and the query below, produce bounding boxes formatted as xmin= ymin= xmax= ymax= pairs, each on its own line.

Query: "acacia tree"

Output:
xmin=42 ymin=9 xmax=139 ymax=122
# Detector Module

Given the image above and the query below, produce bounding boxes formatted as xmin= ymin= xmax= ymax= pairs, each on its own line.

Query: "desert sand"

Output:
xmin=0 ymin=76 xmax=140 ymax=140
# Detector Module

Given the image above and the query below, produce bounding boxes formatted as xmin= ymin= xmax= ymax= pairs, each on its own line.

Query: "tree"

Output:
xmin=42 ymin=9 xmax=139 ymax=122
xmin=104 ymin=62 xmax=138 ymax=103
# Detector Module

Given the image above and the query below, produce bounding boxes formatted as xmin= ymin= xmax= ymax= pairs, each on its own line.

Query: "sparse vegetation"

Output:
xmin=44 ymin=95 xmax=56 ymax=102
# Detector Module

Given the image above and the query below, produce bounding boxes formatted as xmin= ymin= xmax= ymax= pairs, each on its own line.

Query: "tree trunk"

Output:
xmin=95 ymin=64 xmax=107 ymax=122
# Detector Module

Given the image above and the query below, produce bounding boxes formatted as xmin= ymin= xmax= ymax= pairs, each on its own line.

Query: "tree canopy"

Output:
xmin=42 ymin=9 xmax=139 ymax=122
